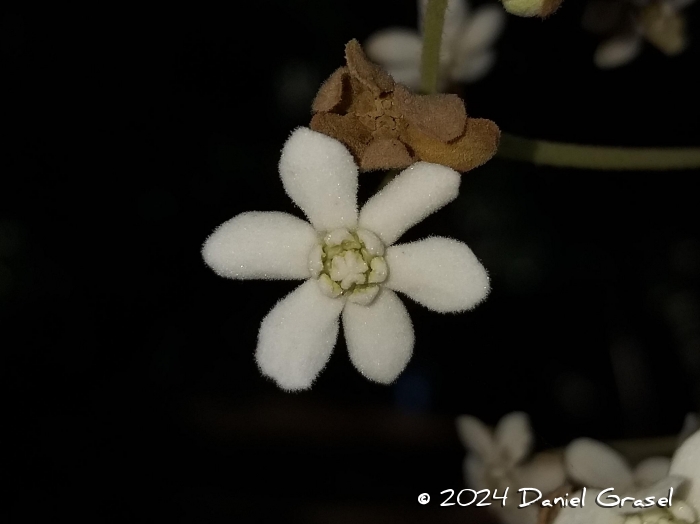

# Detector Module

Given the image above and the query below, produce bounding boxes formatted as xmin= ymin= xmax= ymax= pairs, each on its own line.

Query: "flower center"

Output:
xmin=623 ymin=500 xmax=697 ymax=524
xmin=357 ymin=96 xmax=404 ymax=140
xmin=308 ymin=227 xmax=388 ymax=306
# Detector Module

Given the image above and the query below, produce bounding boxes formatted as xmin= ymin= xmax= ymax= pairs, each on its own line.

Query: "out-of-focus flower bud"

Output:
xmin=500 ymin=0 xmax=563 ymax=17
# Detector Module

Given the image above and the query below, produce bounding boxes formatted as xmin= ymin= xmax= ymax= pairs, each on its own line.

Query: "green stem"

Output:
xmin=420 ymin=0 xmax=448 ymax=94
xmin=498 ymin=133 xmax=700 ymax=170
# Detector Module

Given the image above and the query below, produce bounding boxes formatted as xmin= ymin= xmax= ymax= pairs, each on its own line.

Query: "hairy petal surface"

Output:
xmin=202 ymin=211 xmax=317 ymax=280
xmin=385 ymin=237 xmax=490 ymax=313
xmin=495 ymin=411 xmax=533 ymax=466
xmin=256 ymin=280 xmax=344 ymax=391
xmin=670 ymin=429 xmax=700 ymax=509
xmin=359 ymin=162 xmax=460 ymax=246
xmin=564 ymin=438 xmax=634 ymax=491
xmin=342 ymin=289 xmax=414 ymax=384
xmin=279 ymin=127 xmax=358 ymax=231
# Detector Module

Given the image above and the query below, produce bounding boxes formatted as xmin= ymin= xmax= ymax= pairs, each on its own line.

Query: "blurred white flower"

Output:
xmin=203 ymin=127 xmax=490 ymax=391
xmin=457 ymin=412 xmax=566 ymax=524
xmin=584 ymin=0 xmax=696 ymax=69
xmin=555 ymin=430 xmax=700 ymax=524
xmin=565 ymin=438 xmax=673 ymax=491
xmin=365 ymin=0 xmax=505 ymax=91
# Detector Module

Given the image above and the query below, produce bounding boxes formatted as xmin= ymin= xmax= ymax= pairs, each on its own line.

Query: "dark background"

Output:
xmin=3 ymin=1 xmax=699 ymax=522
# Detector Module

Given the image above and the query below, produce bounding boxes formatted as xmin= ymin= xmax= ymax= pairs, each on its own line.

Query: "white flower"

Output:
xmin=585 ymin=0 xmax=696 ymax=69
xmin=457 ymin=412 xmax=566 ymax=524
xmin=365 ymin=0 xmax=505 ymax=91
xmin=554 ymin=431 xmax=700 ymax=524
xmin=202 ymin=127 xmax=490 ymax=391
xmin=565 ymin=438 xmax=673 ymax=492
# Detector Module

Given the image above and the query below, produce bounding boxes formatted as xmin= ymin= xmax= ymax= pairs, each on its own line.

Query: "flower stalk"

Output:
xmin=497 ymin=133 xmax=700 ymax=171
xmin=420 ymin=0 xmax=449 ymax=94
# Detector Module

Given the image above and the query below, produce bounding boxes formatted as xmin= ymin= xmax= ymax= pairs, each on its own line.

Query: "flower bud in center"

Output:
xmin=308 ymin=227 xmax=388 ymax=306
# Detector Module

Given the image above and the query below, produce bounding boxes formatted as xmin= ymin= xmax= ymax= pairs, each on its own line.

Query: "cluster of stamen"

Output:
xmin=308 ymin=227 xmax=388 ymax=306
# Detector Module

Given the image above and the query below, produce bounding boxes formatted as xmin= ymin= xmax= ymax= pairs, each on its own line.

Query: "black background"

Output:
xmin=3 ymin=1 xmax=700 ymax=522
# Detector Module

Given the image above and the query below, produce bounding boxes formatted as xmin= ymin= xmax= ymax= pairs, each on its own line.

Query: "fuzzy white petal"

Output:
xmin=632 ymin=456 xmax=671 ymax=488
xmin=565 ymin=438 xmax=634 ymax=491
xmin=384 ymin=237 xmax=490 ymax=313
xmin=517 ymin=452 xmax=567 ymax=493
xmin=279 ymin=127 xmax=358 ymax=231
xmin=365 ymin=28 xmax=422 ymax=67
xmin=495 ymin=412 xmax=533 ymax=466
xmin=342 ymin=289 xmax=414 ymax=384
xmin=455 ymin=5 xmax=505 ymax=55
xmin=256 ymin=279 xmax=344 ymax=391
xmin=670 ymin=429 xmax=700 ymax=509
xmin=553 ymin=490 xmax=624 ymax=524
xmin=202 ymin=211 xmax=318 ymax=280
xmin=594 ymin=34 xmax=643 ymax=69
xmin=450 ymin=49 xmax=497 ymax=83
xmin=456 ymin=415 xmax=497 ymax=458
xmin=359 ymin=162 xmax=460 ymax=246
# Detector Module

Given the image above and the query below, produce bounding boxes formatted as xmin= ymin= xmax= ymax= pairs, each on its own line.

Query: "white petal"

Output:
xmin=386 ymin=64 xmax=422 ymax=91
xmin=256 ymin=279 xmax=344 ymax=391
xmin=464 ymin=454 xmax=487 ymax=489
xmin=632 ymin=456 xmax=671 ymax=487
xmin=359 ymin=162 xmax=460 ymax=246
xmin=384 ymin=237 xmax=490 ymax=313
xmin=564 ymin=438 xmax=634 ymax=491
xmin=365 ymin=28 xmax=422 ymax=67
xmin=342 ymin=288 xmax=414 ymax=384
xmin=454 ymin=4 xmax=505 ymax=55
xmin=456 ymin=415 xmax=497 ymax=458
xmin=517 ymin=452 xmax=566 ymax=493
xmin=450 ymin=49 xmax=497 ymax=83
xmin=670 ymin=429 xmax=700 ymax=509
xmin=553 ymin=490 xmax=624 ymax=524
xmin=202 ymin=211 xmax=317 ymax=280
xmin=278 ymin=127 xmax=358 ymax=232
xmin=594 ymin=34 xmax=643 ymax=69
xmin=495 ymin=412 xmax=533 ymax=466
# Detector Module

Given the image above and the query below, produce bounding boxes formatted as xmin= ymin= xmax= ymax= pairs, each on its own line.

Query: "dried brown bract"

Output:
xmin=310 ymin=39 xmax=500 ymax=173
